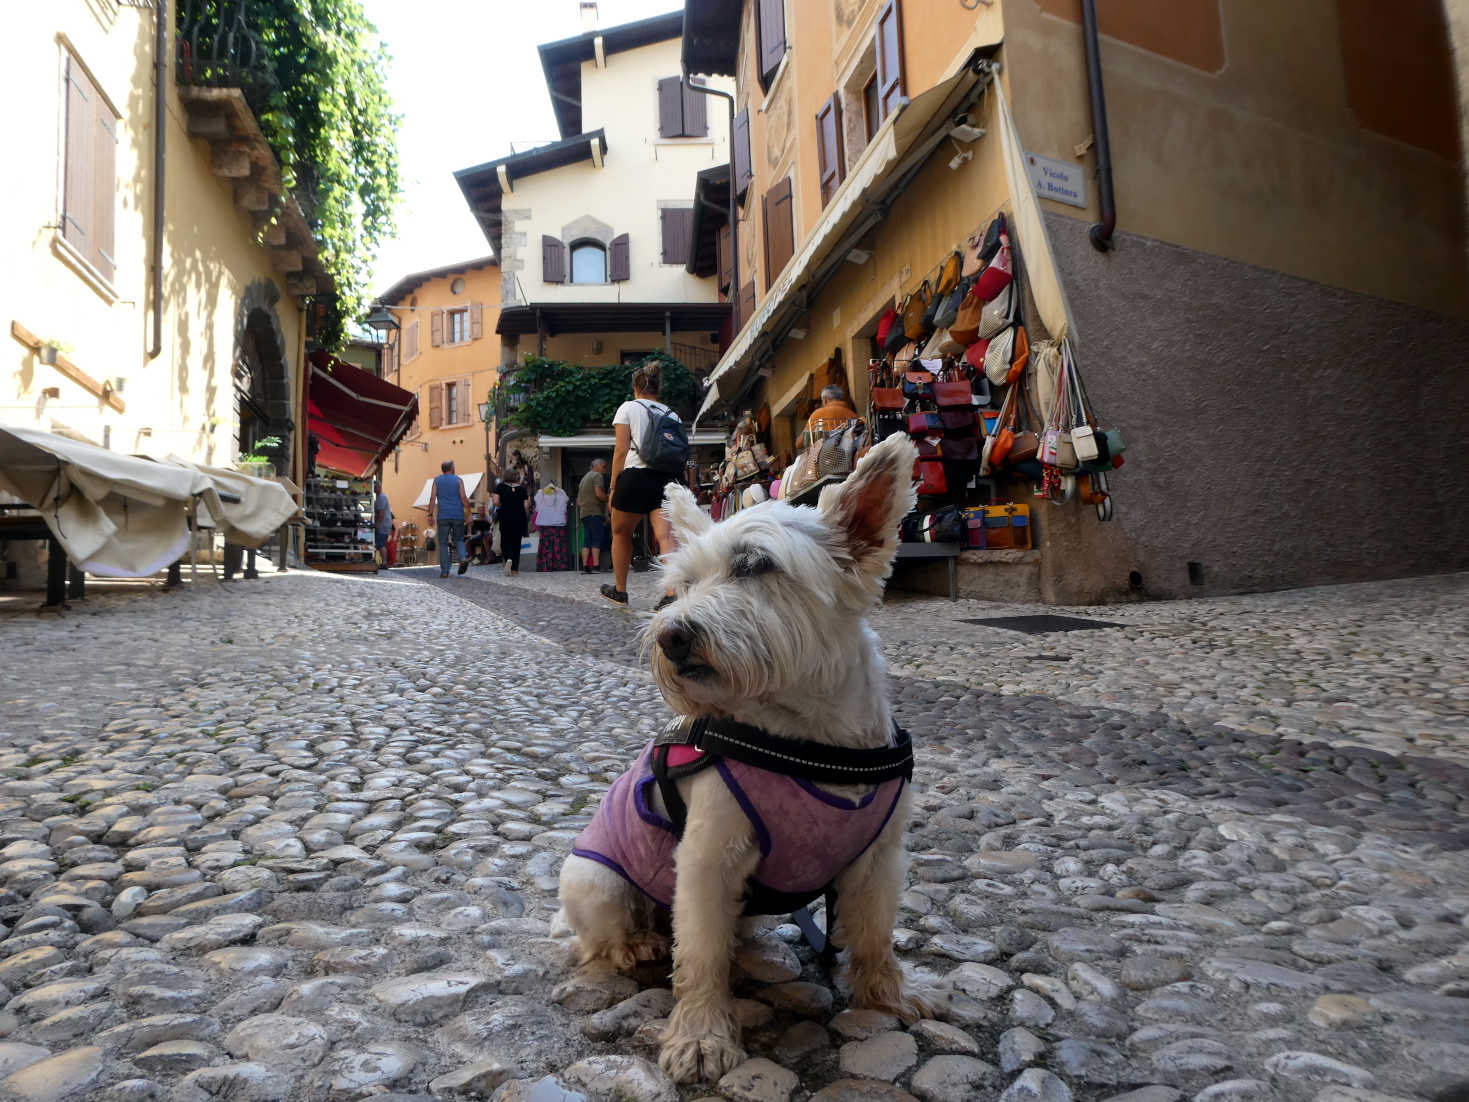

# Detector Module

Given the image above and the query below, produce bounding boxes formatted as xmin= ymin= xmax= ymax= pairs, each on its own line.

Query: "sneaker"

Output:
xmin=600 ymin=584 xmax=628 ymax=606
xmin=654 ymin=594 xmax=677 ymax=612
xmin=457 ymin=559 xmax=469 ymax=575
xmin=503 ymin=561 xmax=512 ymax=577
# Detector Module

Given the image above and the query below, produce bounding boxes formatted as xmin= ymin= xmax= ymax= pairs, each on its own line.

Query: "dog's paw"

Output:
xmin=659 ymin=1004 xmax=744 ymax=1083
xmin=629 ymin=930 xmax=670 ymax=962
xmin=659 ymin=1030 xmax=746 ymax=1083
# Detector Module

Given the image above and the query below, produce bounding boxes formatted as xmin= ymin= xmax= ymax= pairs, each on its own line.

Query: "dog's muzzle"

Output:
xmin=657 ymin=621 xmax=713 ymax=680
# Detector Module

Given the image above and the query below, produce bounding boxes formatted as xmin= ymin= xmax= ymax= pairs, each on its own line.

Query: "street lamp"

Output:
xmin=364 ymin=307 xmax=400 ymax=377
xmin=478 ymin=400 xmax=492 ymax=500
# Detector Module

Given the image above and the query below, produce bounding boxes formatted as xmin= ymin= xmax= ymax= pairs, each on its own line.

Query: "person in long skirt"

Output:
xmin=494 ymin=468 xmax=530 ymax=576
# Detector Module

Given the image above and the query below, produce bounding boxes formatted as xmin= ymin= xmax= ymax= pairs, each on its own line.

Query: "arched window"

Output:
xmin=570 ymin=241 xmax=607 ymax=284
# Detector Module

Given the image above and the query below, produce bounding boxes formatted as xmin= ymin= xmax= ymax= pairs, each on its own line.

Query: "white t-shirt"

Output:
xmin=532 ymin=487 xmax=569 ymax=527
xmin=613 ymin=399 xmax=678 ymax=471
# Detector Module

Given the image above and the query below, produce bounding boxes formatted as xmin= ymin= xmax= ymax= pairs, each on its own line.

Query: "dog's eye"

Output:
xmin=731 ymin=551 xmax=776 ymax=579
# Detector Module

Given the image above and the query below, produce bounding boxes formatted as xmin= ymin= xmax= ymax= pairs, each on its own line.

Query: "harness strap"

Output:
xmin=655 ymin=717 xmax=914 ymax=785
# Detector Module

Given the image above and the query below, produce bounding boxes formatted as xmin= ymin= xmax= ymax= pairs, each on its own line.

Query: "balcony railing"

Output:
xmin=176 ymin=0 xmax=275 ymax=104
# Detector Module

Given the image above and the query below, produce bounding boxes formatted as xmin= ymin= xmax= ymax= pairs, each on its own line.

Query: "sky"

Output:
xmin=361 ymin=0 xmax=682 ymax=299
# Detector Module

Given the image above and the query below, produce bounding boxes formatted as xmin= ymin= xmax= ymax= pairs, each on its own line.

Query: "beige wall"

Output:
xmin=504 ymin=36 xmax=731 ymax=308
xmin=3 ymin=1 xmax=304 ymax=467
xmin=1003 ymin=0 xmax=1466 ymax=316
xmin=381 ymin=263 xmax=501 ymax=520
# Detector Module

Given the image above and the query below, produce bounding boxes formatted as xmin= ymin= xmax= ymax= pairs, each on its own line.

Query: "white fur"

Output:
xmin=557 ymin=434 xmax=930 ymax=1083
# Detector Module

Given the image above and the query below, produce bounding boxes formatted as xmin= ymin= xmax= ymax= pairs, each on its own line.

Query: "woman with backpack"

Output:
xmin=601 ymin=359 xmax=688 ymax=610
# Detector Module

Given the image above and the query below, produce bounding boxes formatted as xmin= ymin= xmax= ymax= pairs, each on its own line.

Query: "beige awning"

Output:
xmin=697 ymin=47 xmax=999 ymax=422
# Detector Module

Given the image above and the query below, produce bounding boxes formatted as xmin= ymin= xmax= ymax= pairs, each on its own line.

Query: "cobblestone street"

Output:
xmin=0 ymin=568 xmax=1465 ymax=1102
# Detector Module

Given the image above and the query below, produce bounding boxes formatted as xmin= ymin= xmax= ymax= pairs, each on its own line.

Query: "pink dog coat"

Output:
xmin=572 ymin=730 xmax=908 ymax=914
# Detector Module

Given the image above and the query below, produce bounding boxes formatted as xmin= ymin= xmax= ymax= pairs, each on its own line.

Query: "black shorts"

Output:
xmin=612 ymin=467 xmax=678 ymax=515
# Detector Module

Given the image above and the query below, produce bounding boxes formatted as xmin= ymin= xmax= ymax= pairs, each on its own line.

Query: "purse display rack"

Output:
xmin=869 ymin=207 xmax=1126 ymax=546
xmin=303 ymin=475 xmax=376 ymax=566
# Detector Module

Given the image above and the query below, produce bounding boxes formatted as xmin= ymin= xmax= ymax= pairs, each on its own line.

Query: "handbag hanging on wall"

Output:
xmin=1065 ymin=342 xmax=1100 ymax=463
xmin=933 ymin=362 xmax=972 ymax=409
xmin=934 ymin=275 xmax=973 ymax=330
xmin=962 ymin=212 xmax=1007 ymax=278
xmin=974 ymin=233 xmax=1015 ymax=301
xmin=948 ymin=285 xmax=985 ymax=346
xmin=977 ymin=281 xmax=1018 ymax=340
xmin=983 ymin=325 xmax=1017 ymax=386
xmin=914 ymin=458 xmax=947 ymax=495
xmin=902 ymin=281 xmax=932 ymax=342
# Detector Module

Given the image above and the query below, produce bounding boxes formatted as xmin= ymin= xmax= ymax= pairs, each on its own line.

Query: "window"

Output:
xmin=761 ymin=177 xmax=795 ymax=289
xmin=445 ymin=380 xmax=461 ymax=426
xmin=60 ymin=53 xmax=118 ymax=286
xmin=756 ymin=0 xmax=787 ymax=89
xmin=404 ymin=320 xmax=420 ymax=362
xmin=816 ymin=94 xmax=845 ymax=207
xmin=873 ymin=0 xmax=906 ymax=124
xmin=863 ymin=76 xmax=880 ymax=141
xmin=660 ymin=207 xmax=694 ymax=265
xmin=446 ymin=307 xmax=469 ymax=345
xmin=620 ymin=349 xmax=656 ymax=365
xmin=732 ymin=109 xmax=753 ymax=201
xmin=657 ymin=76 xmax=708 ymax=138
xmin=571 ymin=242 xmax=607 ymax=284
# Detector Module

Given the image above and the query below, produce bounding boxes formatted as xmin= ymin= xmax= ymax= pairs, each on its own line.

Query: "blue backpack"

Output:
xmin=633 ymin=401 xmax=690 ymax=475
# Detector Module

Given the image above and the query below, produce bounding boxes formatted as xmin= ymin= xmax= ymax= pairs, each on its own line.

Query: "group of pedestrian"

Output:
xmin=395 ymin=357 xmax=686 ymax=609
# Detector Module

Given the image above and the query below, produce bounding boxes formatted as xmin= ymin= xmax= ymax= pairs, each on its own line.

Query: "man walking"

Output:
xmin=577 ymin=458 xmax=610 ymax=574
xmin=428 ymin=459 xmax=472 ymax=577
xmin=374 ymin=480 xmax=393 ymax=566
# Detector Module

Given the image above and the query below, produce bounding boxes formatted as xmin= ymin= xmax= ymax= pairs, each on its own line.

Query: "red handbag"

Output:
xmin=974 ymin=234 xmax=1014 ymax=302
xmin=914 ymin=458 xmax=947 ymax=495
xmin=933 ymin=378 xmax=971 ymax=409
xmin=964 ymin=336 xmax=990 ymax=373
xmin=875 ymin=308 xmax=900 ymax=348
xmin=907 ymin=411 xmax=943 ymax=435
xmin=871 ymin=387 xmax=905 ymax=410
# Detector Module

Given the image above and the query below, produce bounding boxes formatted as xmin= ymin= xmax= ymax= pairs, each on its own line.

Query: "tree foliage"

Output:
xmin=504 ymin=352 xmax=699 ymax=438
xmin=180 ymin=0 xmax=401 ymax=349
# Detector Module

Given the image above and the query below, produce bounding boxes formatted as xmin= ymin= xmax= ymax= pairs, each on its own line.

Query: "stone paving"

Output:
xmin=0 ymin=566 xmax=1463 ymax=1102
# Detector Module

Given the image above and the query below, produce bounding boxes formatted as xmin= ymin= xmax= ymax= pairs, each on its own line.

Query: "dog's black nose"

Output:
xmin=658 ymin=623 xmax=695 ymax=665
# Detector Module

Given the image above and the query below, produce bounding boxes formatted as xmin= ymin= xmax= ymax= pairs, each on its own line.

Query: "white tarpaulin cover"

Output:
xmin=411 ymin=472 xmax=483 ymax=511
xmin=0 ymin=424 xmax=214 ymax=577
xmin=0 ymin=424 xmax=299 ymax=578
xmin=166 ymin=457 xmax=299 ymax=547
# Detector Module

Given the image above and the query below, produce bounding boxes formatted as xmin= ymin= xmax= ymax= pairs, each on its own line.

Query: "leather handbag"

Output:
xmin=940 ymin=436 xmax=979 ymax=461
xmin=933 ymin=377 xmax=971 ymax=409
xmin=914 ymin=459 xmax=947 ymax=495
xmin=938 ymin=329 xmax=966 ymax=357
xmin=940 ymin=409 xmax=975 ymax=433
xmin=1006 ymin=325 xmax=1030 ymax=386
xmin=933 ymin=276 xmax=973 ymax=330
xmin=916 ymin=436 xmax=943 ymax=459
xmin=984 ymin=325 xmax=1017 ymax=386
xmin=1065 ymin=344 xmax=1100 ymax=462
xmin=871 ymin=386 xmax=905 ymax=410
xmin=894 ymin=340 xmax=920 ymax=368
xmin=876 ymin=308 xmax=899 ymax=349
xmin=988 ymin=383 xmax=1018 ymax=466
xmin=902 ymin=370 xmax=935 ymax=401
xmin=964 ymin=336 xmax=989 ymax=373
xmin=919 ymin=506 xmax=963 ymax=544
xmin=918 ymin=327 xmax=948 ymax=360
xmin=1007 ymin=431 xmax=1040 ymax=465
xmin=962 ymin=213 xmax=1007 ymax=277
xmin=974 ymin=234 xmax=1014 ymax=302
xmin=883 ymin=308 xmax=909 ymax=353
xmin=902 ymin=281 xmax=932 ymax=341
xmin=907 ymin=410 xmax=943 ymax=435
xmin=949 ymin=285 xmax=985 ymax=346
xmin=934 ymin=251 xmax=963 ymax=297
xmin=977 ymin=282 xmax=1017 ymax=340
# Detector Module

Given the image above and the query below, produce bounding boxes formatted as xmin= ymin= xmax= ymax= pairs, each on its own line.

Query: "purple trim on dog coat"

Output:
xmin=572 ymin=738 xmax=906 ymax=910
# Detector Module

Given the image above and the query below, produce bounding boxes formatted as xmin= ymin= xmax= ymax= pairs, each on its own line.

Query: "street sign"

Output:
xmin=1026 ymin=152 xmax=1088 ymax=209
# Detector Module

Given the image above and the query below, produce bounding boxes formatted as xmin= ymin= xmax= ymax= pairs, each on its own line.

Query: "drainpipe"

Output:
xmin=681 ymin=71 xmax=738 ymax=330
xmin=149 ymin=0 xmax=168 ymax=357
xmin=1080 ymin=0 xmax=1116 ymax=251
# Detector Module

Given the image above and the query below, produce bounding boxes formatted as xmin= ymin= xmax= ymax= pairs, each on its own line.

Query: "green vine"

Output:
xmin=505 ymin=352 xmax=699 ymax=438
xmin=181 ymin=0 xmax=401 ymax=350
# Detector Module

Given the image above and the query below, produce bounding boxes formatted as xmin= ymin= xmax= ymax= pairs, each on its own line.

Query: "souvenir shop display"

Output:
xmin=303 ymin=475 xmax=377 ymax=572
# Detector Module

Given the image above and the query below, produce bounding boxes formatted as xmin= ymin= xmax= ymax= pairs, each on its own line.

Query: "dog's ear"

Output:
xmin=662 ymin=482 xmax=713 ymax=541
xmin=818 ymin=433 xmax=916 ymax=586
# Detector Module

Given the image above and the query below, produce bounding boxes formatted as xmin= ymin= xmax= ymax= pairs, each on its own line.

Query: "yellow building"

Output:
xmin=2 ymin=1 xmax=329 ymax=488
xmin=376 ymin=257 xmax=502 ymax=526
xmin=684 ymin=0 xmax=1468 ymax=602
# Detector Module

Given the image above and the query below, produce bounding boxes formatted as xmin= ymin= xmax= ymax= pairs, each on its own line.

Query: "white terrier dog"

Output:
xmin=557 ymin=433 xmax=930 ymax=1083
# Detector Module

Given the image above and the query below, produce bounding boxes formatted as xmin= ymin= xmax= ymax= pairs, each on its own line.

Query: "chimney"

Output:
xmin=579 ymin=2 xmax=598 ymax=31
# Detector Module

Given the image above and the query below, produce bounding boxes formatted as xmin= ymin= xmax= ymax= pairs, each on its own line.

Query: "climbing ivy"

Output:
xmin=181 ymin=0 xmax=401 ymax=350
xmin=505 ymin=352 xmax=699 ymax=438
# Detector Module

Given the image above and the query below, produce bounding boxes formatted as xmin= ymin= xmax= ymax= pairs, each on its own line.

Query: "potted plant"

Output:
xmin=238 ymin=435 xmax=282 ymax=478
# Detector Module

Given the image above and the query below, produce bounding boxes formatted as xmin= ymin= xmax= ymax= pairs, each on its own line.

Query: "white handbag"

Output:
xmin=977 ymin=282 xmax=1016 ymax=340
xmin=983 ymin=325 xmax=1016 ymax=386
xmin=1066 ymin=343 xmax=1100 ymax=462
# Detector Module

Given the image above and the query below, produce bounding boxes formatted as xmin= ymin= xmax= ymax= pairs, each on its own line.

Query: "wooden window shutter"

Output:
xmin=874 ymin=0 xmax=906 ymax=123
xmin=62 ymin=56 xmax=94 ymax=261
xmin=469 ymin=303 xmax=484 ymax=340
xmin=430 ymin=308 xmax=444 ymax=347
xmin=428 ymin=383 xmax=443 ymax=429
xmin=732 ymin=109 xmax=753 ymax=200
xmin=737 ymin=281 xmax=756 ymax=331
xmin=542 ymin=235 xmax=566 ymax=282
xmin=657 ymin=76 xmax=683 ymax=137
xmin=716 ymin=222 xmax=732 ymax=292
xmin=816 ymin=93 xmax=845 ymax=207
xmin=682 ymin=79 xmax=707 ymax=137
xmin=91 ymin=97 xmax=117 ymax=283
xmin=609 ymin=233 xmax=631 ymax=282
xmin=757 ymin=0 xmax=787 ymax=87
xmin=661 ymin=208 xmax=692 ymax=265
xmin=761 ymin=176 xmax=794 ymax=288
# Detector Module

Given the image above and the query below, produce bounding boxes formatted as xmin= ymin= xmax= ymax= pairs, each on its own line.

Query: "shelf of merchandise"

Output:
xmin=303 ymin=474 xmax=378 ymax=573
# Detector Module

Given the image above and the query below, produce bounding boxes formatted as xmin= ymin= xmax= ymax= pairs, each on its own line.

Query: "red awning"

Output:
xmin=307 ymin=350 xmax=418 ymax=477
